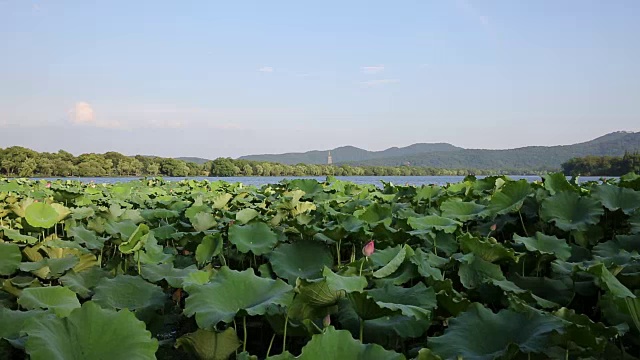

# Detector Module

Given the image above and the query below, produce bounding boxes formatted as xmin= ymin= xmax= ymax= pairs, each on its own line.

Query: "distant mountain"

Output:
xmin=238 ymin=131 xmax=640 ymax=170
xmin=176 ymin=157 xmax=210 ymax=165
xmin=239 ymin=143 xmax=462 ymax=164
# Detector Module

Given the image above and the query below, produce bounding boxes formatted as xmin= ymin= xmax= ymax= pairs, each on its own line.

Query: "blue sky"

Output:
xmin=1 ymin=0 xmax=639 ymax=158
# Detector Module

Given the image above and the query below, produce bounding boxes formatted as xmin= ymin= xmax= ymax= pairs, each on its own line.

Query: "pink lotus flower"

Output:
xmin=490 ymin=224 xmax=497 ymax=231
xmin=46 ymin=183 xmax=51 ymax=188
xmin=362 ymin=241 xmax=375 ymax=257
xmin=323 ymin=314 xmax=331 ymax=328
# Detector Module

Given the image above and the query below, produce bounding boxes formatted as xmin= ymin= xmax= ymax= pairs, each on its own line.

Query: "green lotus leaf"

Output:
xmin=631 ymin=211 xmax=640 ymax=234
xmin=459 ymin=233 xmax=518 ymax=262
xmin=510 ymin=275 xmax=574 ymax=306
xmin=338 ymin=301 xmax=430 ymax=341
xmin=211 ymin=193 xmax=233 ymax=209
xmin=235 ymin=208 xmax=260 ymax=224
xmin=542 ymin=173 xmax=576 ymax=195
xmin=0 ymin=308 xmax=49 ymax=342
xmin=118 ymin=223 xmax=149 ymax=254
xmin=592 ymin=184 xmax=640 ymax=214
xmin=140 ymin=208 xmax=179 ymax=220
xmin=586 ymin=263 xmax=635 ymax=298
xmin=294 ymin=326 xmax=404 ymax=360
xmin=228 ymin=222 xmax=278 ymax=255
xmin=17 ymin=286 xmax=80 ymax=317
xmin=92 ymin=274 xmax=167 ymax=310
xmin=25 ymin=202 xmax=59 ymax=228
xmin=141 ymin=263 xmax=199 ymax=288
xmin=553 ymin=307 xmax=625 ymax=353
xmin=24 ymin=301 xmax=158 ymax=360
xmin=20 ymin=255 xmax=79 ymax=279
xmin=408 ymin=215 xmax=461 ymax=234
xmin=0 ymin=242 xmax=21 ymax=275
xmin=513 ymin=232 xmax=571 ymax=261
xmin=184 ymin=267 xmax=293 ymax=328
xmin=540 ymin=192 xmax=604 ymax=231
xmin=270 ymin=241 xmax=333 ymax=283
xmin=367 ymin=283 xmax=436 ymax=321
xmin=429 ymin=303 xmax=563 ymax=359
xmin=60 ymin=267 xmax=109 ymax=298
xmin=440 ymin=200 xmax=487 ymax=221
xmin=71 ymin=206 xmax=95 ymax=220
xmin=410 ymin=248 xmax=448 ymax=281
xmin=487 ymin=180 xmax=531 ymax=215
xmin=323 ymin=267 xmax=367 ymax=293
xmin=457 ymin=253 xmax=505 ymax=289
xmin=373 ymin=245 xmax=411 ymax=278
xmin=138 ymin=231 xmax=174 ymax=265
xmin=191 ymin=212 xmax=217 ymax=232
xmin=175 ymin=328 xmax=241 ymax=360
xmin=68 ymin=226 xmax=105 ymax=250
xmin=51 ymin=203 xmax=71 ymax=222
xmin=289 ymin=179 xmax=324 ymax=195
xmin=196 ymin=233 xmax=223 ymax=265
xmin=0 ymin=226 xmax=38 ymax=244
xmin=354 ymin=203 xmax=392 ymax=226
xmin=288 ymin=283 xmax=338 ymax=321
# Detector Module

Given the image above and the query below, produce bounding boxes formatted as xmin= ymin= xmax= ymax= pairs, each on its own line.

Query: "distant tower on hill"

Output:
xmin=327 ymin=151 xmax=333 ymax=165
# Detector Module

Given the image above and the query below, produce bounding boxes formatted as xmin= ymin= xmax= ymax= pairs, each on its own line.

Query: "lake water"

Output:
xmin=30 ymin=175 xmax=607 ymax=187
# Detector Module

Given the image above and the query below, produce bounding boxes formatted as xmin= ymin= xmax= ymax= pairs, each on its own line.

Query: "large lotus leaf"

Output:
xmin=542 ymin=173 xmax=576 ymax=195
xmin=211 ymin=193 xmax=233 ymax=209
xmin=24 ymin=301 xmax=158 ymax=360
xmin=20 ymin=255 xmax=79 ymax=279
xmin=338 ymin=300 xmax=430 ymax=341
xmin=592 ymin=184 xmax=640 ymax=214
xmin=294 ymin=326 xmax=404 ymax=360
xmin=0 ymin=227 xmax=38 ymax=244
xmin=631 ymin=211 xmax=640 ymax=234
xmin=236 ymin=208 xmax=260 ymax=224
xmin=487 ymin=180 xmax=531 ymax=215
xmin=373 ymin=245 xmax=412 ymax=278
xmin=93 ymin=275 xmax=167 ymax=310
xmin=457 ymin=253 xmax=505 ymax=289
xmin=175 ymin=328 xmax=241 ymax=360
xmin=429 ymin=303 xmax=564 ymax=360
xmin=0 ymin=242 xmax=21 ymax=275
xmin=68 ymin=226 xmax=105 ymax=250
xmin=184 ymin=267 xmax=293 ymax=328
xmin=354 ymin=203 xmax=392 ymax=226
xmin=118 ymin=223 xmax=150 ymax=254
xmin=196 ymin=233 xmax=223 ymax=265
xmin=459 ymin=233 xmax=518 ymax=262
xmin=510 ymin=275 xmax=574 ymax=306
xmin=586 ymin=263 xmax=635 ymax=298
xmin=25 ymin=202 xmax=59 ymax=228
xmin=228 ymin=222 xmax=278 ymax=255
xmin=141 ymin=263 xmax=199 ymax=288
xmin=191 ymin=212 xmax=217 ymax=232
xmin=138 ymin=232 xmax=174 ymax=265
xmin=17 ymin=286 xmax=80 ymax=317
xmin=140 ymin=208 xmax=179 ymax=220
xmin=51 ymin=203 xmax=71 ymax=222
xmin=513 ymin=232 xmax=571 ymax=261
xmin=367 ymin=283 xmax=437 ymax=320
xmin=553 ymin=307 xmax=625 ymax=353
xmin=71 ymin=206 xmax=95 ymax=220
xmin=59 ymin=267 xmax=109 ymax=298
xmin=407 ymin=215 xmax=461 ymax=234
xmin=270 ymin=241 xmax=333 ymax=283
xmin=415 ymin=185 xmax=442 ymax=202
xmin=0 ymin=308 xmax=49 ymax=340
xmin=440 ymin=200 xmax=487 ymax=221
xmin=410 ymin=248 xmax=448 ymax=281
xmin=323 ymin=267 xmax=367 ymax=293
xmin=541 ymin=192 xmax=604 ymax=231
xmin=288 ymin=283 xmax=339 ymax=321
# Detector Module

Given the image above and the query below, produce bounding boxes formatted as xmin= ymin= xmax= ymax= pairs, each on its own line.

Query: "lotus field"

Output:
xmin=2 ymin=174 xmax=640 ymax=359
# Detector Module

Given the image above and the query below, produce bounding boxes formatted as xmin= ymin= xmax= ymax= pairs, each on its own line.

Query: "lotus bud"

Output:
xmin=323 ymin=314 xmax=331 ymax=328
xmin=46 ymin=183 xmax=51 ymax=188
xmin=362 ymin=241 xmax=375 ymax=257
xmin=490 ymin=224 xmax=497 ymax=232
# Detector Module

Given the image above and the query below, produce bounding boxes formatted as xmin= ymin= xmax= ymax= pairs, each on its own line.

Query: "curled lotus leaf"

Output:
xmin=175 ymin=328 xmax=241 ymax=360
xmin=487 ymin=180 xmax=531 ymax=215
xmin=513 ymin=232 xmax=571 ymax=261
xmin=92 ymin=275 xmax=167 ymax=310
xmin=592 ymin=184 xmax=640 ymax=214
xmin=17 ymin=286 xmax=80 ymax=317
xmin=540 ymin=192 xmax=604 ymax=232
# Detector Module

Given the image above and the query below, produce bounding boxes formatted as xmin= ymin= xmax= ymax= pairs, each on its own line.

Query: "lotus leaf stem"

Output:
xmin=359 ymin=318 xmax=364 ymax=342
xmin=282 ymin=311 xmax=289 ymax=353
xmin=266 ymin=333 xmax=276 ymax=358
xmin=243 ymin=316 xmax=247 ymax=353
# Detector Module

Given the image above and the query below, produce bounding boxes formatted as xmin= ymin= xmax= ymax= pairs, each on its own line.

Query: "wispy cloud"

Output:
xmin=258 ymin=66 xmax=274 ymax=73
xmin=68 ymin=102 xmax=124 ymax=129
xmin=361 ymin=65 xmax=385 ymax=74
xmin=362 ymin=79 xmax=399 ymax=87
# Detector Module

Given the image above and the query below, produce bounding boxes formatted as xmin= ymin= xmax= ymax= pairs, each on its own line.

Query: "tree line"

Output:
xmin=1 ymin=146 xmax=547 ymax=178
xmin=561 ymin=152 xmax=640 ymax=176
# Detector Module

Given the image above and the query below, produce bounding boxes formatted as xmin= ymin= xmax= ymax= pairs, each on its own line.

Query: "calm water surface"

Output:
xmin=31 ymin=175 xmax=607 ymax=187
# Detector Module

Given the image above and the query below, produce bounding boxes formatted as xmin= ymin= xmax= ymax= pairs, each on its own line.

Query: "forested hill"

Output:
xmin=240 ymin=131 xmax=640 ymax=170
xmin=239 ymin=143 xmax=462 ymax=164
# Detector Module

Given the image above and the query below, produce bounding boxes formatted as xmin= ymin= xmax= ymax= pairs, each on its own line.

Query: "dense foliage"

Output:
xmin=2 ymin=174 xmax=640 ymax=359
xmin=0 ymin=146 xmax=536 ymax=178
xmin=562 ymin=152 xmax=640 ymax=176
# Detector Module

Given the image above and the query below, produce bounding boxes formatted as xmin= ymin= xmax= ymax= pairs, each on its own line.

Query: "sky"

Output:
xmin=1 ymin=0 xmax=639 ymax=158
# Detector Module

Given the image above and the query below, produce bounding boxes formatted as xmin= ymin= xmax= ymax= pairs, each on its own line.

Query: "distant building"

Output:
xmin=327 ymin=151 xmax=333 ymax=165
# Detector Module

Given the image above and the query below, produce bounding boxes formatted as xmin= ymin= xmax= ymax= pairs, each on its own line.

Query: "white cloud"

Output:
xmin=69 ymin=102 xmax=95 ymax=124
xmin=361 ymin=65 xmax=385 ymax=74
xmin=362 ymin=79 xmax=399 ymax=87
xmin=258 ymin=66 xmax=274 ymax=73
